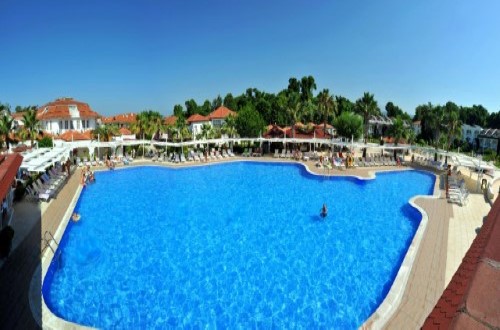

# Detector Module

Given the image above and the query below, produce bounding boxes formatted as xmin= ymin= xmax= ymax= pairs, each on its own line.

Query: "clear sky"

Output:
xmin=1 ymin=0 xmax=499 ymax=117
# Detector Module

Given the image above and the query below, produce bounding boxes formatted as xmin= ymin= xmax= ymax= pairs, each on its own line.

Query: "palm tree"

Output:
xmin=146 ymin=112 xmax=165 ymax=138
xmin=280 ymin=92 xmax=302 ymax=138
xmin=22 ymin=109 xmax=40 ymax=147
xmin=0 ymin=114 xmax=14 ymax=150
xmin=130 ymin=112 xmax=149 ymax=139
xmin=317 ymin=89 xmax=337 ymax=135
xmin=221 ymin=114 xmax=237 ymax=138
xmin=199 ymin=123 xmax=210 ymax=139
xmin=355 ymin=92 xmax=380 ymax=143
xmin=93 ymin=124 xmax=119 ymax=142
xmin=443 ymin=103 xmax=462 ymax=152
xmin=387 ymin=117 xmax=408 ymax=146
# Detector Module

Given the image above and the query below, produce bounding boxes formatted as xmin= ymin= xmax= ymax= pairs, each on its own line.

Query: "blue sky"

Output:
xmin=1 ymin=0 xmax=499 ymax=117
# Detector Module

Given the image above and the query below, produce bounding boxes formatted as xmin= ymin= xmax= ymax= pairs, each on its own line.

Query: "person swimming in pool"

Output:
xmin=72 ymin=212 xmax=81 ymax=222
xmin=320 ymin=204 xmax=328 ymax=218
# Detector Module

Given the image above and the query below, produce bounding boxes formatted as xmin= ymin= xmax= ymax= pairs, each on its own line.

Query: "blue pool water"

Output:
xmin=43 ymin=162 xmax=435 ymax=329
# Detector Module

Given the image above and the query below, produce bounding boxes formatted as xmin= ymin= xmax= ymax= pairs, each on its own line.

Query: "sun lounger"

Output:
xmin=274 ymin=149 xmax=280 ymax=158
xmin=279 ymin=149 xmax=286 ymax=158
xmin=174 ymin=154 xmax=180 ymax=163
xmin=228 ymin=149 xmax=235 ymax=157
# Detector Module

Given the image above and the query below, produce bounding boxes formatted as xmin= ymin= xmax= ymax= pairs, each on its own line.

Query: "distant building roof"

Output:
xmin=119 ymin=127 xmax=132 ymax=135
xmin=423 ymin=196 xmax=500 ymax=329
xmin=101 ymin=113 xmax=136 ymax=124
xmin=0 ymin=154 xmax=23 ymax=202
xmin=55 ymin=130 xmax=92 ymax=142
xmin=209 ymin=106 xmax=236 ymax=119
xmin=478 ymin=128 xmax=500 ymax=139
xmin=11 ymin=112 xmax=25 ymax=120
xmin=37 ymin=97 xmax=99 ymax=120
xmin=164 ymin=115 xmax=177 ymax=126
xmin=187 ymin=114 xmax=210 ymax=123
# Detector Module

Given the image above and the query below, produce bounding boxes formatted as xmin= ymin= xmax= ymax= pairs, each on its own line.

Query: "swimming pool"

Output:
xmin=43 ymin=162 xmax=435 ymax=328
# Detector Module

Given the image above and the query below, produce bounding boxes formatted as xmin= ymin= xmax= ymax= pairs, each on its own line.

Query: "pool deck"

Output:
xmin=0 ymin=156 xmax=492 ymax=329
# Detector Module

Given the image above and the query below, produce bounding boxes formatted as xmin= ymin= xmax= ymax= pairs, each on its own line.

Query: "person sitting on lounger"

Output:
xmin=320 ymin=204 xmax=328 ymax=218
xmin=72 ymin=212 xmax=81 ymax=222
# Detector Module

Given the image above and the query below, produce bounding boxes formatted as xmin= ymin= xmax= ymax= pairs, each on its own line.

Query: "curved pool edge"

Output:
xmin=360 ymin=186 xmax=440 ymax=329
xmin=36 ymin=160 xmax=438 ymax=329
xmin=37 ymin=182 xmax=94 ymax=330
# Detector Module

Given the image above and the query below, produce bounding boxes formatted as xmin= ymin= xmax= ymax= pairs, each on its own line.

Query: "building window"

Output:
xmin=60 ymin=121 xmax=62 ymax=129
xmin=65 ymin=121 xmax=68 ymax=129
xmin=86 ymin=120 xmax=90 ymax=128
xmin=82 ymin=120 xmax=86 ymax=129
xmin=77 ymin=120 xmax=80 ymax=129
xmin=70 ymin=121 xmax=74 ymax=129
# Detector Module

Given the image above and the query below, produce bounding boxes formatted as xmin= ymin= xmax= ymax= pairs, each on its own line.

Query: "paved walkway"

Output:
xmin=0 ymin=158 xmax=493 ymax=329
xmin=0 ymin=169 xmax=81 ymax=330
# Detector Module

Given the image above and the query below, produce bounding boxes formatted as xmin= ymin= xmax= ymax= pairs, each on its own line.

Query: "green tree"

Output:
xmin=223 ymin=93 xmax=237 ymax=111
xmin=221 ymin=114 xmax=238 ymax=138
xmin=200 ymin=123 xmax=214 ymax=140
xmin=185 ymin=99 xmax=199 ymax=117
xmin=317 ymin=89 xmax=337 ymax=135
xmin=0 ymin=114 xmax=14 ymax=149
xmin=287 ymin=77 xmax=301 ymax=94
xmin=0 ymin=102 xmax=11 ymax=114
xmin=387 ymin=117 xmax=409 ymax=145
xmin=336 ymin=96 xmax=355 ymax=115
xmin=212 ymin=95 xmax=223 ymax=110
xmin=443 ymin=102 xmax=462 ymax=151
xmin=354 ymin=92 xmax=380 ymax=142
xmin=38 ymin=136 xmax=53 ymax=148
xmin=22 ymin=109 xmax=40 ymax=147
xmin=487 ymin=111 xmax=500 ymax=129
xmin=385 ymin=102 xmax=404 ymax=118
xmin=300 ymin=75 xmax=317 ymax=102
xmin=235 ymin=105 xmax=265 ymax=137
xmin=279 ymin=92 xmax=303 ymax=138
xmin=333 ymin=112 xmax=363 ymax=140
xmin=93 ymin=124 xmax=119 ymax=142
xmin=173 ymin=104 xmax=184 ymax=117
xmin=459 ymin=104 xmax=488 ymax=127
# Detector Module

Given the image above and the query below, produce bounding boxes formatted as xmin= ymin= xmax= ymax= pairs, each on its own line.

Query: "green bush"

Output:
xmin=38 ymin=136 xmax=53 ymax=148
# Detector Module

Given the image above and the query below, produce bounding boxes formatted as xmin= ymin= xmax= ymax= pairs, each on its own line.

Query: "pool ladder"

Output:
xmin=41 ymin=231 xmax=59 ymax=255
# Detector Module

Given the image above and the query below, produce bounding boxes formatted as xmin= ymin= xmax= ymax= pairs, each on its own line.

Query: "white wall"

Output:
xmin=42 ymin=118 xmax=97 ymax=134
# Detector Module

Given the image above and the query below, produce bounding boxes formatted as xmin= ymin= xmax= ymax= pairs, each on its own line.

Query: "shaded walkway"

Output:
xmin=0 ymin=169 xmax=81 ymax=330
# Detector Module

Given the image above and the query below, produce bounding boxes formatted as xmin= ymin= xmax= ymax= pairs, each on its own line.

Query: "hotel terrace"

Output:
xmin=0 ymin=99 xmax=499 ymax=329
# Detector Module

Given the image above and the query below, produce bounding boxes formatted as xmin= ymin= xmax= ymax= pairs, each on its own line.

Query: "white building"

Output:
xmin=36 ymin=97 xmax=100 ymax=135
xmin=412 ymin=120 xmax=421 ymax=136
xmin=187 ymin=114 xmax=211 ymax=136
xmin=461 ymin=124 xmax=483 ymax=144
xmin=186 ymin=106 xmax=237 ymax=137
xmin=477 ymin=128 xmax=500 ymax=153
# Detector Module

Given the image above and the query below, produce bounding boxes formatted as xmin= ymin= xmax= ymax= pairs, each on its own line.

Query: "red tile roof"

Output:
xmin=119 ymin=127 xmax=132 ymax=135
xmin=164 ymin=115 xmax=177 ymax=126
xmin=55 ymin=130 xmax=92 ymax=142
xmin=0 ymin=154 xmax=23 ymax=202
xmin=11 ymin=144 xmax=29 ymax=153
xmin=11 ymin=112 xmax=25 ymax=120
xmin=187 ymin=114 xmax=210 ymax=123
xmin=101 ymin=113 xmax=136 ymax=124
xmin=37 ymin=97 xmax=99 ymax=120
xmin=209 ymin=106 xmax=236 ymax=119
xmin=422 ymin=196 xmax=500 ymax=329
